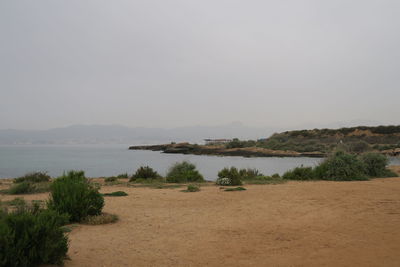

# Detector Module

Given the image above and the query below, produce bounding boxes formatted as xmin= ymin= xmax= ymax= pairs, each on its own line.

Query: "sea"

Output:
xmin=0 ymin=144 xmax=399 ymax=180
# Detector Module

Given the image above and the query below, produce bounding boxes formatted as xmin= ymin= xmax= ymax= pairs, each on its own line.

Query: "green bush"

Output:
xmin=224 ymin=187 xmax=247 ymax=191
xmin=282 ymin=166 xmax=315 ymax=180
xmin=238 ymin=168 xmax=263 ymax=180
xmin=186 ymin=184 xmax=200 ymax=192
xmin=359 ymin=153 xmax=397 ymax=177
xmin=314 ymin=151 xmax=367 ymax=181
xmin=166 ymin=161 xmax=204 ymax=183
xmin=130 ymin=166 xmax=160 ymax=181
xmin=243 ymin=175 xmax=286 ymax=185
xmin=14 ymin=172 xmax=51 ymax=184
xmin=271 ymin=173 xmax=281 ymax=179
xmin=7 ymin=181 xmax=51 ymax=195
xmin=102 ymin=191 xmax=128 ymax=197
xmin=130 ymin=177 xmax=165 ymax=184
xmin=216 ymin=167 xmax=243 ymax=186
xmin=0 ymin=206 xmax=68 ymax=267
xmin=117 ymin=173 xmax=129 ymax=178
xmin=7 ymin=182 xmax=34 ymax=194
xmin=47 ymin=171 xmax=104 ymax=223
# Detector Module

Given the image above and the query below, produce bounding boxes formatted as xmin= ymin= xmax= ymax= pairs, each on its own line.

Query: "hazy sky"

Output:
xmin=1 ymin=0 xmax=399 ymax=130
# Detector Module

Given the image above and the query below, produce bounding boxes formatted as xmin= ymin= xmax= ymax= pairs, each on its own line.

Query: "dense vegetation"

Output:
xmin=130 ymin=166 xmax=160 ymax=181
xmin=283 ymin=152 xmax=397 ymax=181
xmin=14 ymin=172 xmax=51 ymax=184
xmin=166 ymin=161 xmax=204 ymax=183
xmin=0 ymin=203 xmax=68 ymax=267
xmin=47 ymin=171 xmax=104 ymax=222
xmin=224 ymin=125 xmax=400 ymax=153
xmin=216 ymin=167 xmax=243 ymax=186
xmin=186 ymin=184 xmax=200 ymax=192
xmin=216 ymin=167 xmax=284 ymax=185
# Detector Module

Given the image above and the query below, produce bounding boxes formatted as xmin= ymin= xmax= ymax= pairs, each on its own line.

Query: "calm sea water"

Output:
xmin=0 ymin=145 xmax=399 ymax=180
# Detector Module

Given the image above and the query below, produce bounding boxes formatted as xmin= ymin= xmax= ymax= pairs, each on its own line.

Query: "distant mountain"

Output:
xmin=0 ymin=123 xmax=277 ymax=145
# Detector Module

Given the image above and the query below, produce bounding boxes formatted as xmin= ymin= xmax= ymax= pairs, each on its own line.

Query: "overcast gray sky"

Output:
xmin=0 ymin=0 xmax=399 ymax=130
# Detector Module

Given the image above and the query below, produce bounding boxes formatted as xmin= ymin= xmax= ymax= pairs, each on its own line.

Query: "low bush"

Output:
xmin=215 ymin=177 xmax=231 ymax=186
xmin=271 ymin=173 xmax=281 ymax=179
xmin=102 ymin=191 xmax=128 ymax=197
xmin=7 ymin=182 xmax=52 ymax=195
xmin=239 ymin=168 xmax=263 ymax=180
xmin=47 ymin=171 xmax=104 ymax=223
xmin=166 ymin=161 xmax=204 ymax=183
xmin=2 ymin=197 xmax=27 ymax=208
xmin=314 ymin=151 xmax=367 ymax=181
xmin=224 ymin=187 xmax=247 ymax=191
xmin=0 ymin=206 xmax=69 ymax=267
xmin=117 ymin=173 xmax=129 ymax=178
xmin=359 ymin=153 xmax=396 ymax=177
xmin=244 ymin=175 xmax=286 ymax=185
xmin=14 ymin=172 xmax=51 ymax=184
xmin=104 ymin=176 xmax=118 ymax=183
xmin=216 ymin=167 xmax=243 ymax=186
xmin=130 ymin=177 xmax=165 ymax=184
xmin=282 ymin=152 xmax=396 ymax=181
xmin=283 ymin=166 xmax=316 ymax=180
xmin=130 ymin=166 xmax=160 ymax=181
xmin=186 ymin=184 xmax=200 ymax=192
xmin=7 ymin=182 xmax=34 ymax=194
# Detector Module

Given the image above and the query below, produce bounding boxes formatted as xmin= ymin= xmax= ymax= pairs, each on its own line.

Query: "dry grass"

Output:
xmin=82 ymin=213 xmax=119 ymax=225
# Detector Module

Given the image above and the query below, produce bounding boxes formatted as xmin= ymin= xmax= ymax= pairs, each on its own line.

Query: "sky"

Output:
xmin=0 ymin=0 xmax=399 ymax=130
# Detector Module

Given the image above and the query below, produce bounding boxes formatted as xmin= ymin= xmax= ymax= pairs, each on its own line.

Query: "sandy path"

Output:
xmin=2 ymin=178 xmax=400 ymax=266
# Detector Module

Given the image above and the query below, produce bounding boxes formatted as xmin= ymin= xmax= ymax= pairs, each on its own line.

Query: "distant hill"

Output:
xmin=258 ymin=125 xmax=400 ymax=153
xmin=0 ymin=123 xmax=276 ymax=145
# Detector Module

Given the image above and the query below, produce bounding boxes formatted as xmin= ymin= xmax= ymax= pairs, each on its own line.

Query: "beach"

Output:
xmin=2 ymin=171 xmax=400 ymax=266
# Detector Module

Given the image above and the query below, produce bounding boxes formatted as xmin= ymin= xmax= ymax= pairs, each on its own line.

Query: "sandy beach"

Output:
xmin=3 ymin=173 xmax=400 ymax=267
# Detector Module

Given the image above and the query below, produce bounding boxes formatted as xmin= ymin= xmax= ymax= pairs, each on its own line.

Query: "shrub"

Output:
xmin=104 ymin=176 xmax=118 ymax=183
xmin=0 ymin=207 xmax=68 ymax=267
xmin=130 ymin=166 xmax=160 ymax=181
xmin=359 ymin=153 xmax=397 ymax=177
xmin=117 ymin=173 xmax=129 ymax=178
xmin=102 ymin=191 xmax=128 ymax=197
xmin=271 ymin=173 xmax=281 ymax=179
xmin=314 ymin=151 xmax=367 ymax=181
xmin=186 ymin=184 xmax=200 ymax=192
xmin=217 ymin=167 xmax=242 ymax=186
xmin=47 ymin=171 xmax=104 ymax=223
xmin=282 ymin=166 xmax=315 ymax=180
xmin=243 ymin=175 xmax=286 ymax=185
xmin=224 ymin=187 xmax=246 ymax=191
xmin=238 ymin=168 xmax=263 ymax=180
xmin=7 ymin=182 xmax=34 ymax=194
xmin=130 ymin=177 xmax=165 ymax=184
xmin=14 ymin=172 xmax=51 ymax=184
xmin=215 ymin=177 xmax=231 ymax=186
xmin=2 ymin=198 xmax=27 ymax=209
xmin=166 ymin=161 xmax=204 ymax=183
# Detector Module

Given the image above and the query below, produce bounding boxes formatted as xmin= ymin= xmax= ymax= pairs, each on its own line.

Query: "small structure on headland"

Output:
xmin=204 ymin=139 xmax=232 ymax=145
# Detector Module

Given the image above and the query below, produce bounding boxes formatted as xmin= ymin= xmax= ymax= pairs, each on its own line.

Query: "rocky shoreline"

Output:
xmin=129 ymin=143 xmax=326 ymax=158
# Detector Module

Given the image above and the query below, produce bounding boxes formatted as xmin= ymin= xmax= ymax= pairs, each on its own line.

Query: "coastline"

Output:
xmin=129 ymin=143 xmax=326 ymax=158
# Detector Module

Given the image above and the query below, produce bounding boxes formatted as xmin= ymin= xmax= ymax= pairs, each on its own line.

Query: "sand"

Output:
xmin=2 ymin=176 xmax=400 ymax=266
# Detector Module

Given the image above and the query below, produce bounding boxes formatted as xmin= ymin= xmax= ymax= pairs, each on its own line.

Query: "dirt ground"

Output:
xmin=2 ymin=174 xmax=400 ymax=266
